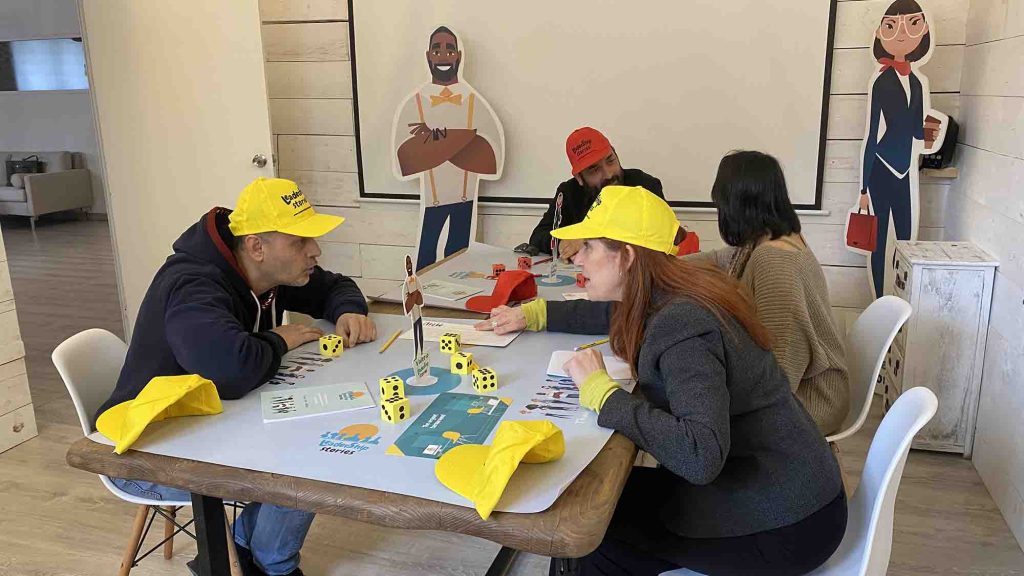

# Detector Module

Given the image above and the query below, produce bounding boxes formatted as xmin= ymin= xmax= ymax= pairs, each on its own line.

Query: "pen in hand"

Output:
xmin=574 ymin=337 xmax=609 ymax=352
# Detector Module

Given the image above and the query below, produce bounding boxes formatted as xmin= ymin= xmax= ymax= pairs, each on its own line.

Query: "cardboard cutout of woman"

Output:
xmin=848 ymin=0 xmax=948 ymax=298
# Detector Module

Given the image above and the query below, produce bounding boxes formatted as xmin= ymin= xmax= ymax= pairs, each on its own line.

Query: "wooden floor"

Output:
xmin=0 ymin=217 xmax=1020 ymax=576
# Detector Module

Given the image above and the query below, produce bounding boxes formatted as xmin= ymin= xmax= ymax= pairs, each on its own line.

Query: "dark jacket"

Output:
xmin=96 ymin=208 xmax=368 ymax=421
xmin=547 ymin=298 xmax=843 ymax=538
xmin=863 ymin=68 xmax=925 ymax=187
xmin=529 ymin=169 xmax=664 ymax=254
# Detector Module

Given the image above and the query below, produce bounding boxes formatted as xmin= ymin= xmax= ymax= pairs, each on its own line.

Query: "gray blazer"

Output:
xmin=547 ymin=297 xmax=842 ymax=538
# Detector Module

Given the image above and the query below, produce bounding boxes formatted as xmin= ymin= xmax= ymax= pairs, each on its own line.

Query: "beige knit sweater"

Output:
xmin=694 ymin=238 xmax=850 ymax=435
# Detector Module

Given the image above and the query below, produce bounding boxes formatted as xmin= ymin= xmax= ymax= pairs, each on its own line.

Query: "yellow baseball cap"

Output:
xmin=96 ymin=374 xmax=223 ymax=454
xmin=228 ymin=177 xmax=344 ymax=237
xmin=435 ymin=420 xmax=564 ymax=520
xmin=550 ymin=185 xmax=679 ymax=255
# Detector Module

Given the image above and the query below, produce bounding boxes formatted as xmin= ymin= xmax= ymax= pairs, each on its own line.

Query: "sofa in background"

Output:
xmin=0 ymin=151 xmax=93 ymax=232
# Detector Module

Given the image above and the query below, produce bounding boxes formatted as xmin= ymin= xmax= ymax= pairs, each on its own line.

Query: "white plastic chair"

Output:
xmin=53 ymin=329 xmax=194 ymax=575
xmin=662 ymin=387 xmax=938 ymax=576
xmin=809 ymin=386 xmax=938 ymax=574
xmin=828 ymin=296 xmax=913 ymax=444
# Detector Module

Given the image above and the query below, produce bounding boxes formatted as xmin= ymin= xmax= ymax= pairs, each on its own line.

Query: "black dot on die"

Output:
xmin=321 ymin=343 xmax=328 ymax=351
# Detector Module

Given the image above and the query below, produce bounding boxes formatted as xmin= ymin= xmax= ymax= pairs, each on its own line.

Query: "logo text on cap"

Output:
xmin=280 ymin=189 xmax=308 ymax=211
xmin=571 ymin=139 xmax=592 ymax=158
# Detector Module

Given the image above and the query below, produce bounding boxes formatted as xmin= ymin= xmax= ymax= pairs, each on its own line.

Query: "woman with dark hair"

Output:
xmin=697 ymin=150 xmax=849 ymax=435
xmin=860 ymin=0 xmax=942 ymax=297
xmin=477 ymin=186 xmax=847 ymax=575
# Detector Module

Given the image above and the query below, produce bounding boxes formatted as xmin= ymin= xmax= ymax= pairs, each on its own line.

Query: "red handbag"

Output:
xmin=846 ymin=206 xmax=878 ymax=252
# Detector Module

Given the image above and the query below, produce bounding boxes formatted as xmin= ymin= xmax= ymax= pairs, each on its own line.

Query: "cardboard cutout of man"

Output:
xmin=393 ymin=26 xmax=505 ymax=271
xmin=401 ymin=254 xmax=429 ymax=383
xmin=846 ymin=0 xmax=948 ymax=299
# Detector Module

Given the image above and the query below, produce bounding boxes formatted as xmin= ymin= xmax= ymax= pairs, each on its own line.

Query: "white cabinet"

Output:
xmin=883 ymin=241 xmax=998 ymax=457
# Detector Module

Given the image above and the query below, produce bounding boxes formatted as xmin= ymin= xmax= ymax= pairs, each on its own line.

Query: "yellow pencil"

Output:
xmin=573 ymin=337 xmax=609 ymax=352
xmin=378 ymin=330 xmax=402 ymax=354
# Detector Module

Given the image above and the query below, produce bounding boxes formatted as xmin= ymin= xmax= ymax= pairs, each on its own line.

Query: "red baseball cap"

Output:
xmin=466 ymin=270 xmax=538 ymax=313
xmin=565 ymin=127 xmax=612 ymax=176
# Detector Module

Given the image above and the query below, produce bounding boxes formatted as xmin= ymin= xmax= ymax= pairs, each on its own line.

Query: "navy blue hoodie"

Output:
xmin=96 ymin=208 xmax=368 ymax=421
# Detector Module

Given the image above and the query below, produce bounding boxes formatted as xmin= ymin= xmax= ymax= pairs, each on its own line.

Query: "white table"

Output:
xmin=89 ymin=313 xmax=626 ymax=515
xmin=374 ymin=242 xmax=583 ymax=311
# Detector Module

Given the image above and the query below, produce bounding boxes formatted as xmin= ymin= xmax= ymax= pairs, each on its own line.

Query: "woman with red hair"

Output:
xmin=478 ymin=186 xmax=846 ymax=575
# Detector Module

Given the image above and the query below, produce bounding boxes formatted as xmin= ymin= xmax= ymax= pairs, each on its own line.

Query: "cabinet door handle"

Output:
xmin=12 ymin=422 xmax=24 ymax=433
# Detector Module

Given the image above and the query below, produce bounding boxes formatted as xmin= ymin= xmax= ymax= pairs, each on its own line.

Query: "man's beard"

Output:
xmin=584 ymin=172 xmax=623 ymax=196
xmin=430 ymin=60 xmax=460 ymax=83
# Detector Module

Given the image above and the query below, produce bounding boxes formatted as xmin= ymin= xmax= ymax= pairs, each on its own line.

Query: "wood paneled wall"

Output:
xmin=258 ymin=0 xmax=968 ymax=330
xmin=946 ymin=0 xmax=1024 ymax=550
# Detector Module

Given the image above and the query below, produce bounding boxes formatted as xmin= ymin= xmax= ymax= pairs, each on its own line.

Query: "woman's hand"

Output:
xmin=473 ymin=305 xmax=526 ymax=335
xmin=563 ymin=348 xmax=608 ymax=387
xmin=858 ymin=192 xmax=870 ymax=211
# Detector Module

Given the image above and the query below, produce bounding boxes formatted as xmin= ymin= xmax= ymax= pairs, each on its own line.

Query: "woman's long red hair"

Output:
xmin=603 ymin=240 xmax=772 ymax=369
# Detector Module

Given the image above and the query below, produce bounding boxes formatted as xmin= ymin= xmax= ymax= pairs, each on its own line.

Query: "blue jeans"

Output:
xmin=416 ymin=200 xmax=474 ymax=269
xmin=112 ymin=478 xmax=314 ymax=575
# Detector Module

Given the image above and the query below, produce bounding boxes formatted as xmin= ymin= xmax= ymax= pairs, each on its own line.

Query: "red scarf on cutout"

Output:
xmin=878 ymin=58 xmax=911 ymax=76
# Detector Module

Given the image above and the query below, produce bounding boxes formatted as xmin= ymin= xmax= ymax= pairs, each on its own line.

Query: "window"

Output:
xmin=0 ymin=38 xmax=89 ymax=91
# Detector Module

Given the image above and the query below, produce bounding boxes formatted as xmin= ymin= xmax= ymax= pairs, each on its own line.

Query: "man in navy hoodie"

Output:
xmin=98 ymin=177 xmax=375 ymax=576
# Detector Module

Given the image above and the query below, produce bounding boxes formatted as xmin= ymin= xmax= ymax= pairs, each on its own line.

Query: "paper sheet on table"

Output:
xmin=260 ymin=382 xmax=374 ymax=423
xmin=400 ymin=320 xmax=521 ymax=347
xmin=547 ymin=350 xmax=633 ymax=380
xmin=420 ymin=279 xmax=483 ymax=301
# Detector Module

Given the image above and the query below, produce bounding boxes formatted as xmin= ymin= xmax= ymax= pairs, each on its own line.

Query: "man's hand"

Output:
xmin=271 ymin=324 xmax=324 ymax=351
xmin=408 ymin=122 xmax=432 ymax=137
xmin=336 ymin=313 xmax=378 ymax=347
xmin=559 ymin=239 xmax=583 ymax=261
xmin=474 ymin=305 xmax=526 ymax=335
xmin=858 ymin=191 xmax=870 ymax=211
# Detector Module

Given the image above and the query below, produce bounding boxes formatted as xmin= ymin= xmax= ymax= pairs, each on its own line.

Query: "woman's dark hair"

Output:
xmin=711 ymin=150 xmax=801 ymax=247
xmin=873 ymin=0 xmax=931 ymax=63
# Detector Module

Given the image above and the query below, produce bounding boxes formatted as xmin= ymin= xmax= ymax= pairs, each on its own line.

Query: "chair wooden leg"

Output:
xmin=163 ymin=506 xmax=175 ymax=559
xmin=118 ymin=505 xmax=150 ymax=576
xmin=225 ymin=517 xmax=244 ymax=576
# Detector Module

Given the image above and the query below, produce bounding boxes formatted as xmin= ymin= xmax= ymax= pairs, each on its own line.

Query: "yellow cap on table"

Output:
xmin=435 ymin=420 xmax=565 ymax=520
xmin=228 ymin=177 xmax=344 ymax=238
xmin=96 ymin=374 xmax=223 ymax=454
xmin=550 ymin=185 xmax=679 ymax=255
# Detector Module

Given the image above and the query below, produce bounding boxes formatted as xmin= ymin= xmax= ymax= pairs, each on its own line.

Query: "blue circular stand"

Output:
xmin=387 ymin=366 xmax=461 ymax=396
xmin=536 ymin=274 xmax=577 ymax=288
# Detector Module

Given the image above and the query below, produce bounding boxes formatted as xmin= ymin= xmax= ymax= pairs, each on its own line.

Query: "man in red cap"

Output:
xmin=527 ymin=127 xmax=663 ymax=259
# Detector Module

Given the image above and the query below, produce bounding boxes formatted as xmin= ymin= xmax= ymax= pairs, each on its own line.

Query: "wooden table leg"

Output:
xmin=484 ymin=546 xmax=519 ymax=576
xmin=550 ymin=557 xmax=580 ymax=575
xmin=190 ymin=493 xmax=230 ymax=576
